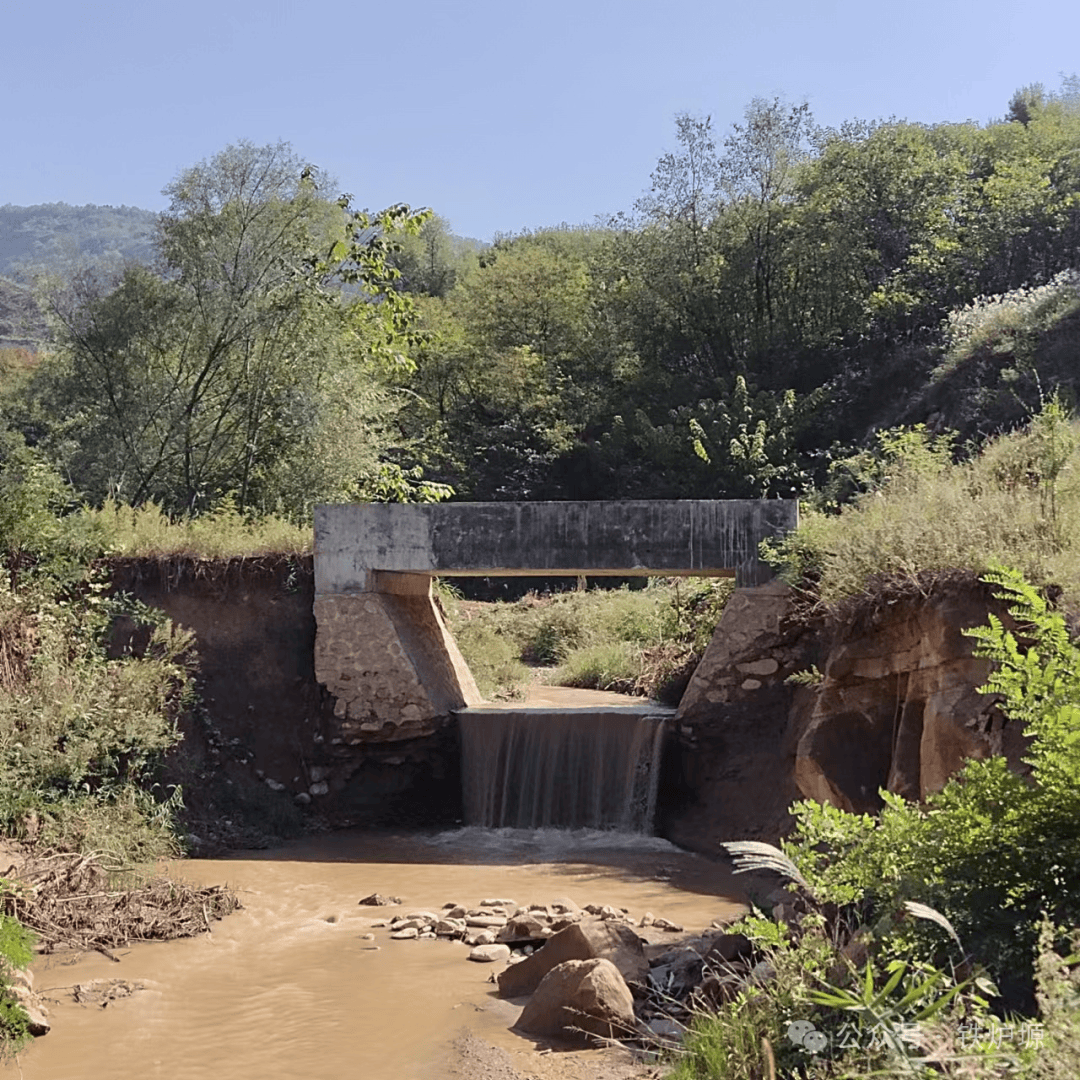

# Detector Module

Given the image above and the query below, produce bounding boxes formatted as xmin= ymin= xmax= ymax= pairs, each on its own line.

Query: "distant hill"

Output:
xmin=0 ymin=201 xmax=485 ymax=349
xmin=0 ymin=202 xmax=158 ymax=280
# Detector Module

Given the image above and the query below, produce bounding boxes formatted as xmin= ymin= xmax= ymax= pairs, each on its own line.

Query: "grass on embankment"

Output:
xmin=84 ymin=498 xmax=310 ymax=559
xmin=439 ymin=577 xmax=731 ymax=702
xmin=770 ymin=397 xmax=1080 ymax=611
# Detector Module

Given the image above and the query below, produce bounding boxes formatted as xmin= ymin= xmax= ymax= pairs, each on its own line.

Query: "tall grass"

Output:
xmin=772 ymin=400 xmax=1080 ymax=608
xmin=84 ymin=498 xmax=310 ymax=559
xmin=935 ymin=270 xmax=1080 ymax=380
xmin=440 ymin=578 xmax=732 ymax=702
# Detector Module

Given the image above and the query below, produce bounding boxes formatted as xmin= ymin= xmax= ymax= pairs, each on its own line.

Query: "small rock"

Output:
xmin=358 ymin=893 xmax=402 ymax=907
xmin=390 ymin=927 xmax=419 ymax=940
xmin=309 ymin=781 xmax=330 ymax=797
xmin=309 ymin=766 xmax=329 ymax=783
xmin=435 ymin=919 xmax=467 ymax=937
xmin=651 ymin=918 xmax=684 ymax=932
xmin=647 ymin=1017 xmax=684 ymax=1040
xmin=480 ymin=898 xmax=516 ymax=907
xmin=360 ymin=933 xmax=375 ymax=941
xmin=22 ymin=1001 xmax=50 ymax=1037
xmin=294 ymin=792 xmax=312 ymax=806
xmin=466 ymin=915 xmax=507 ymax=929
xmin=469 ymin=944 xmax=511 ymax=963
xmin=706 ymin=933 xmax=753 ymax=966
xmin=445 ymin=905 xmax=467 ymax=919
xmin=264 ymin=778 xmax=286 ymax=792
xmin=639 ymin=912 xmax=654 ymax=928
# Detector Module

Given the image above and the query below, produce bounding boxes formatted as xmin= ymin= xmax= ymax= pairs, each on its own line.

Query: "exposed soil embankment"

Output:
xmin=109 ymin=557 xmax=461 ymax=849
xmin=663 ymin=572 xmax=1029 ymax=853
xmin=106 ymin=557 xmax=1026 ymax=856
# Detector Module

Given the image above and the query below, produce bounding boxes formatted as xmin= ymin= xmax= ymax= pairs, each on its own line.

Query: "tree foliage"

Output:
xmin=24 ymin=142 xmax=431 ymax=518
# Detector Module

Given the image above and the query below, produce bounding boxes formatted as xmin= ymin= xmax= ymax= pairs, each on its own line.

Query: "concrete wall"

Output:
xmin=315 ymin=500 xmax=798 ymax=591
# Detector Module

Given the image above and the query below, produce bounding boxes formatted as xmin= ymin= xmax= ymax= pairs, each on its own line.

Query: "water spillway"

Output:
xmin=456 ymin=705 xmax=672 ymax=832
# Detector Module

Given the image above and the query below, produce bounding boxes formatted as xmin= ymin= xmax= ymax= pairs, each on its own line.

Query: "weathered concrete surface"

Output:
xmin=315 ymin=500 xmax=798 ymax=590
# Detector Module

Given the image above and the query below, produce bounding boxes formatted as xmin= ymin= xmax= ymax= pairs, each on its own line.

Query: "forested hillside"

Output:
xmin=389 ymin=80 xmax=1080 ymax=503
xmin=1 ymin=81 xmax=1078 ymax=517
xmin=0 ymin=202 xmax=157 ymax=277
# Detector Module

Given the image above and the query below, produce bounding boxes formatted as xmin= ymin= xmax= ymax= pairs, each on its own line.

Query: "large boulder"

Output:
xmin=514 ymin=958 xmax=636 ymax=1044
xmin=497 ymin=918 xmax=647 ymax=998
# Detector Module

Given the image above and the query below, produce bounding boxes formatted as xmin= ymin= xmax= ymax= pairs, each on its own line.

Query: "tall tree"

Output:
xmin=31 ymin=141 xmax=429 ymax=517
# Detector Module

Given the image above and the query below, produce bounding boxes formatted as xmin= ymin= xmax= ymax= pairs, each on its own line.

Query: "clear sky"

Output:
xmin=6 ymin=0 xmax=1079 ymax=242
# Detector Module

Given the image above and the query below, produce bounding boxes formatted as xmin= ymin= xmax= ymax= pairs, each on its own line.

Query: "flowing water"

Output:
xmin=458 ymin=705 xmax=671 ymax=831
xmin=11 ymin=829 xmax=746 ymax=1080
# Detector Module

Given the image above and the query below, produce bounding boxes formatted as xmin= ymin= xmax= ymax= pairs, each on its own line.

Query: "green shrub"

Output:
xmin=783 ymin=566 xmax=1080 ymax=1003
xmin=554 ymin=642 xmax=639 ymax=693
xmin=0 ymin=909 xmax=35 ymax=1057
xmin=0 ymin=576 xmax=192 ymax=864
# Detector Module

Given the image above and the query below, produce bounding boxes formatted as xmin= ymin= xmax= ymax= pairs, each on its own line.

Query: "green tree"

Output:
xmin=30 ymin=142 xmax=429 ymax=517
xmin=386 ymin=213 xmax=476 ymax=297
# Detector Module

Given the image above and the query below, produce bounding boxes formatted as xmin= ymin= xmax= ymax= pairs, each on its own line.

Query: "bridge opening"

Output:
xmin=312 ymin=501 xmax=797 ymax=832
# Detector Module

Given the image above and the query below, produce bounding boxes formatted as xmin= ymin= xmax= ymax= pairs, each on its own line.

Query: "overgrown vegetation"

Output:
xmin=666 ymin=566 xmax=1080 ymax=1079
xmin=768 ymin=397 xmax=1080 ymax=608
xmin=440 ymin=577 xmax=731 ymax=702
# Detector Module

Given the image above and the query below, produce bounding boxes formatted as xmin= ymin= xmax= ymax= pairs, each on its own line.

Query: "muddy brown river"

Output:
xmin=12 ymin=828 xmax=746 ymax=1080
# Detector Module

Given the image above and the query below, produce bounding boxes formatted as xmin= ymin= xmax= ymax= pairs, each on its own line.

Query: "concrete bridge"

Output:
xmin=313 ymin=500 xmax=797 ymax=743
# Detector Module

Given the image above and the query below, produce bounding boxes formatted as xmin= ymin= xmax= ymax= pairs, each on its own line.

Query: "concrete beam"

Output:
xmin=315 ymin=500 xmax=798 ymax=593
xmin=313 ymin=500 xmax=798 ymax=743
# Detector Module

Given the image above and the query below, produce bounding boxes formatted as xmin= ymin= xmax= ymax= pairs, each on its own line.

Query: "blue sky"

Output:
xmin=6 ymin=0 xmax=1079 ymax=242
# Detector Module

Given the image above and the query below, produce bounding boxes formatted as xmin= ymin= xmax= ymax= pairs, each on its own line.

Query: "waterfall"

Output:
xmin=457 ymin=708 xmax=668 ymax=832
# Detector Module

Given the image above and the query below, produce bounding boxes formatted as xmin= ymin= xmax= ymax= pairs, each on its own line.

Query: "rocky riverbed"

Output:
xmin=6 ymin=828 xmax=747 ymax=1080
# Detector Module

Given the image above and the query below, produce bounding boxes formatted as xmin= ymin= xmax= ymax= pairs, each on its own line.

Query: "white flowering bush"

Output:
xmin=936 ymin=270 xmax=1080 ymax=378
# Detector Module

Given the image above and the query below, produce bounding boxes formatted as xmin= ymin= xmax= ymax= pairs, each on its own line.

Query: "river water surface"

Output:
xmin=12 ymin=828 xmax=746 ymax=1080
